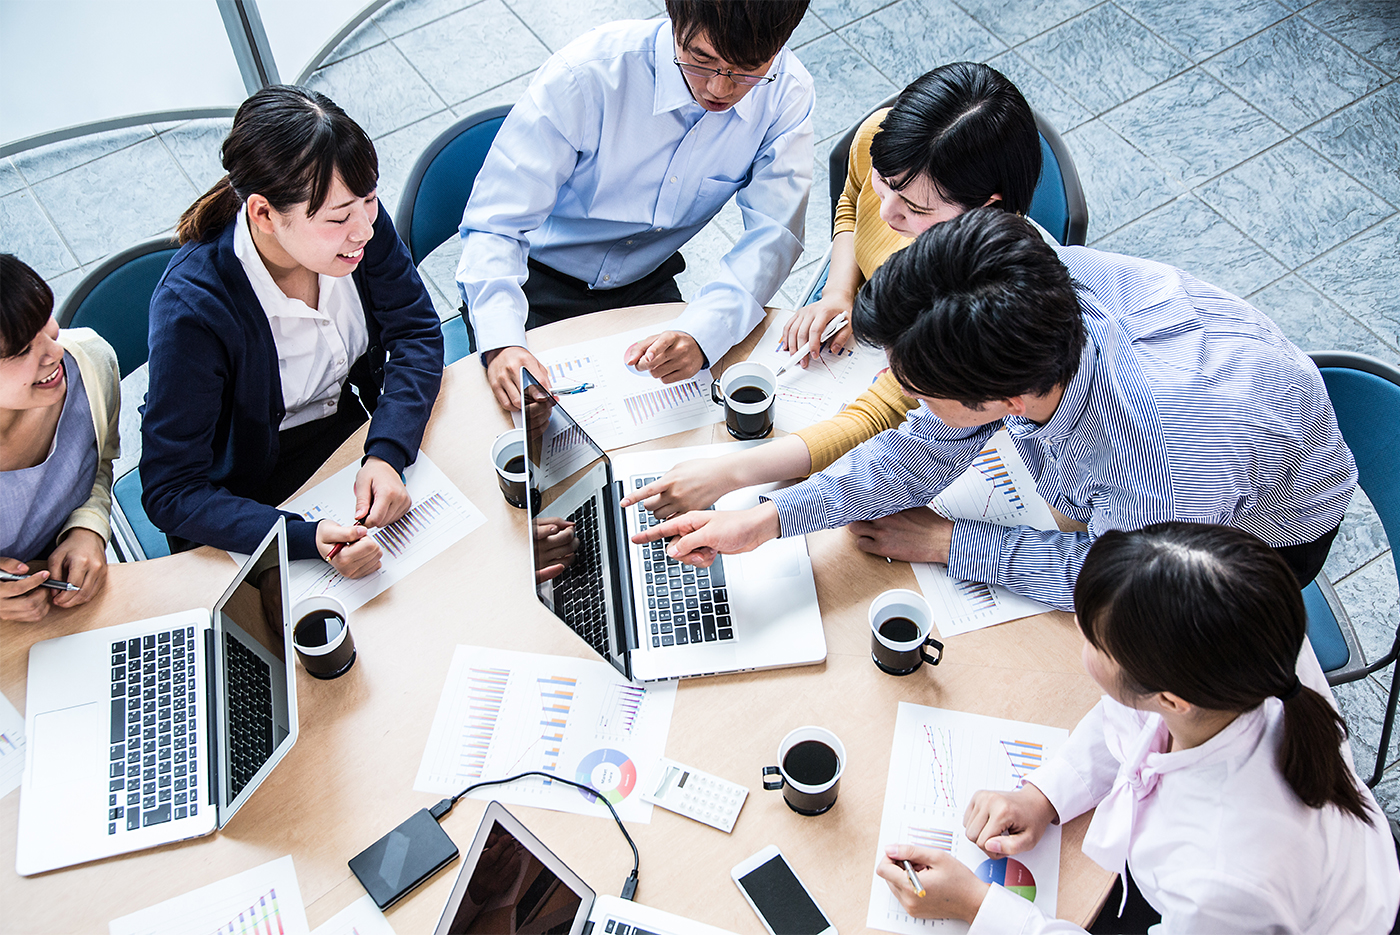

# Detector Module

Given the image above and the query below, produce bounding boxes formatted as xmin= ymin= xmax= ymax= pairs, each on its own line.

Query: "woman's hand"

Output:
xmin=781 ymin=294 xmax=855 ymax=367
xmin=875 ymin=844 xmax=989 ymax=923
xmin=355 ymin=456 xmax=411 ymax=527
xmin=620 ymin=457 xmax=739 ymax=518
xmin=963 ymin=783 xmax=1059 ymax=856
xmin=0 ymin=557 xmax=52 ymax=623
xmin=316 ymin=521 xmax=382 ymax=579
xmin=44 ymin=528 xmax=108 ymax=608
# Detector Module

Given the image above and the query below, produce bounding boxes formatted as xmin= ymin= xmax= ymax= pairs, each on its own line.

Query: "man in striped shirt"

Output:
xmin=634 ymin=209 xmax=1355 ymax=611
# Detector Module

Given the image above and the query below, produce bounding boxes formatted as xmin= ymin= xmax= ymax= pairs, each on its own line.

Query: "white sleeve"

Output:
xmin=969 ymin=884 xmax=1090 ymax=935
xmin=1024 ymin=698 xmax=1122 ymax=826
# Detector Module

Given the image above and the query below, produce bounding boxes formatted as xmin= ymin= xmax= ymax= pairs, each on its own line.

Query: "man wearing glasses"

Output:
xmin=457 ymin=0 xmax=814 ymax=411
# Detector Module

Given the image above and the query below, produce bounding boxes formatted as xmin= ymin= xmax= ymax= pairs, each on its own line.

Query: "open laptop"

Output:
xmin=435 ymin=800 xmax=739 ymax=935
xmin=522 ymin=370 xmax=825 ymax=682
xmin=16 ymin=519 xmax=296 ymax=876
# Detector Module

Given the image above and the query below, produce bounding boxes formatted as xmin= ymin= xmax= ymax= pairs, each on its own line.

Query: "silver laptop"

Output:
xmin=522 ymin=370 xmax=825 ymax=682
xmin=16 ymin=520 xmax=296 ymax=876
xmin=435 ymin=800 xmax=739 ymax=935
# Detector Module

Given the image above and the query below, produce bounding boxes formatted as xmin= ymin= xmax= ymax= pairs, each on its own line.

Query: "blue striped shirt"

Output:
xmin=766 ymin=247 xmax=1357 ymax=610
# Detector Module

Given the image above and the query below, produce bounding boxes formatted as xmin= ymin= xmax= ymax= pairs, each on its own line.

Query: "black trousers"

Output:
xmin=1275 ymin=523 xmax=1340 ymax=589
xmin=1090 ymin=866 xmax=1160 ymax=934
xmin=522 ymin=253 xmax=686 ymax=330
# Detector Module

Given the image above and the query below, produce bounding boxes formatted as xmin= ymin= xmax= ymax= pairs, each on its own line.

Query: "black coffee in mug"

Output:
xmin=294 ymin=610 xmax=344 ymax=648
xmin=783 ymin=739 xmax=839 ymax=786
xmin=878 ymin=616 xmax=920 ymax=643
xmin=505 ymin=455 xmax=526 ymax=475
xmin=730 ymin=385 xmax=769 ymax=405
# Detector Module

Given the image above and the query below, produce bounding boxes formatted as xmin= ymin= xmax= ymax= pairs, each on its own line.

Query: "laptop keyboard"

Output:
xmin=632 ymin=477 xmax=734 ymax=649
xmin=224 ymin=632 xmax=274 ymax=799
xmin=108 ymin=627 xmax=197 ymax=834
xmin=552 ymin=498 xmax=612 ymax=656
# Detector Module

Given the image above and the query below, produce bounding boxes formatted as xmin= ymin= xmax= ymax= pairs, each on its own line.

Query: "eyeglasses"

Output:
xmin=673 ymin=58 xmax=776 ymax=87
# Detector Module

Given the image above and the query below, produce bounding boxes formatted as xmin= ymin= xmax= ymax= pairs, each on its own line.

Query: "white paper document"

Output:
xmin=868 ymin=703 xmax=1068 ymax=935
xmin=745 ymin=309 xmax=891 ymax=432
xmin=0 ymin=689 xmax=24 ymax=799
xmin=516 ymin=318 xmax=722 ymax=449
xmin=110 ymin=854 xmax=309 ymax=935
xmin=282 ymin=454 xmax=486 ymax=611
xmin=311 ymin=894 xmax=395 ymax=935
xmin=415 ymin=646 xmax=676 ymax=823
xmin=911 ymin=430 xmax=1060 ymax=637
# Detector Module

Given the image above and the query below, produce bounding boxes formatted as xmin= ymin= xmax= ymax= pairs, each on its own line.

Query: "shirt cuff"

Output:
xmin=1025 ymin=760 xmax=1098 ymax=828
xmin=948 ymin=520 xmax=1006 ymax=586
xmin=969 ymin=884 xmax=1055 ymax=935
xmin=364 ymin=439 xmax=409 ymax=475
xmin=764 ymin=480 xmax=829 ymax=538
xmin=286 ymin=516 xmax=321 ymax=561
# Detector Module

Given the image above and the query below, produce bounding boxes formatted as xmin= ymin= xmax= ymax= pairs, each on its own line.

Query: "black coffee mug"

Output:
xmin=711 ymin=362 xmax=776 ymax=440
xmin=491 ymin=429 xmax=528 ymax=508
xmin=762 ymin=726 xmax=845 ymax=815
xmin=291 ymin=596 xmax=356 ymax=680
xmin=869 ymin=589 xmax=943 ymax=676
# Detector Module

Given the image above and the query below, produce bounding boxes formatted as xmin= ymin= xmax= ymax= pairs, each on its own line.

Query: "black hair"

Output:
xmin=870 ymin=62 xmax=1041 ymax=215
xmin=851 ymin=207 xmax=1084 ymax=407
xmin=0 ymin=254 xmax=55 ymax=358
xmin=1076 ymin=522 xmax=1374 ymax=826
xmin=665 ymin=0 xmax=810 ymax=71
xmin=177 ymin=85 xmax=378 ymax=244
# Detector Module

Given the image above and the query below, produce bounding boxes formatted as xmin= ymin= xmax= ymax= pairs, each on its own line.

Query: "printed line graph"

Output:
xmin=924 ymin=725 xmax=957 ymax=809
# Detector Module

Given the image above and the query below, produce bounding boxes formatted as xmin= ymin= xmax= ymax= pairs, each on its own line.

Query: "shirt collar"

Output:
xmin=651 ymin=18 xmax=774 ymax=123
xmin=1004 ymin=336 xmax=1096 ymax=444
xmin=233 ymin=205 xmax=324 ymax=321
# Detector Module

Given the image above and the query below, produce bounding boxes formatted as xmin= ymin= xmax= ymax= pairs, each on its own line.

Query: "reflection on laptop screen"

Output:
xmin=444 ymin=819 xmax=585 ymax=934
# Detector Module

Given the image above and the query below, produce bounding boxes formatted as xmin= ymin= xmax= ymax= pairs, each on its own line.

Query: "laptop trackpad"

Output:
xmin=32 ymin=704 xmax=102 ymax=789
xmin=730 ymin=542 xmax=801 ymax=582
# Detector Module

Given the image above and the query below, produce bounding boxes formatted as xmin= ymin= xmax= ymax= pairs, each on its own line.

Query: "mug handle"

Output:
xmin=762 ymin=766 xmax=784 ymax=790
xmin=922 ymin=635 xmax=945 ymax=666
xmin=711 ymin=378 xmax=725 ymax=406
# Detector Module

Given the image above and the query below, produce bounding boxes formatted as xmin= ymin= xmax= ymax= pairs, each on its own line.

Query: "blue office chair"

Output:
xmin=798 ymin=97 xmax=1088 ymax=306
xmin=395 ymin=105 xmax=512 ymax=365
xmin=1304 ymin=351 xmax=1400 ymax=788
xmin=56 ymin=236 xmax=179 ymax=378
xmin=108 ymin=468 xmax=170 ymax=562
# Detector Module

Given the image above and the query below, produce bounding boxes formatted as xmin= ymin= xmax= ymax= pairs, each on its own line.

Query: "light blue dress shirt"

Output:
xmin=456 ymin=18 xmax=815 ymax=364
xmin=766 ymin=247 xmax=1357 ymax=610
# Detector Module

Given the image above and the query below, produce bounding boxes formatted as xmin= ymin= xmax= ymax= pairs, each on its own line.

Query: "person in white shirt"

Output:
xmin=456 ymin=0 xmax=814 ymax=411
xmin=877 ymin=522 xmax=1400 ymax=933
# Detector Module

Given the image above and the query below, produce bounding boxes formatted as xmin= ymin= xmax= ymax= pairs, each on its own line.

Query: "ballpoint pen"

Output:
xmin=326 ymin=517 xmax=367 ymax=562
xmin=775 ymin=313 xmax=849 ymax=377
xmin=552 ymin=382 xmax=595 ymax=395
xmin=0 ymin=569 xmax=81 ymax=592
xmin=903 ymin=859 xmax=927 ymax=898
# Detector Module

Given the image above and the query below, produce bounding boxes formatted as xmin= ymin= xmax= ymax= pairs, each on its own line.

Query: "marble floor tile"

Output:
xmin=802 ymin=158 xmax=834 ymax=260
xmin=1302 ymin=0 xmax=1400 ymax=76
xmin=1094 ymin=194 xmax=1287 ymax=297
xmin=11 ymin=124 xmax=153 ymax=185
xmin=32 ymin=137 xmax=196 ymax=267
xmin=505 ymin=0 xmax=659 ymax=53
xmin=371 ymin=109 xmax=462 ymax=220
xmin=44 ymin=266 xmax=87 ymax=316
xmin=789 ymin=9 xmax=833 ymax=49
xmin=985 ymin=51 xmax=1093 ymax=135
xmin=1368 ymin=767 xmax=1400 ymax=824
xmin=158 ymin=119 xmax=234 ymax=196
xmin=955 ymin=0 xmax=1098 ymax=47
xmin=808 ymin=0 xmax=897 ymax=30
xmin=1324 ymin=487 xmax=1391 ymax=584
xmin=419 ymin=238 xmax=465 ymax=316
xmin=1336 ymin=551 xmax=1400 ymax=668
xmin=1299 ymin=216 xmax=1400 ymax=352
xmin=395 ymin=0 xmax=550 ymax=108
xmin=1249 ymin=275 xmax=1398 ymax=368
xmin=0 ymin=158 xmax=23 ymax=197
xmin=1116 ymin=0 xmax=1289 ymax=62
xmin=1063 ymin=119 xmax=1178 ymax=240
xmin=373 ymin=0 xmax=483 ymax=37
xmin=1301 ymin=83 xmax=1400 ymax=206
xmin=306 ymin=41 xmax=447 ymax=139
xmin=320 ymin=17 xmax=390 ymax=68
xmin=838 ymin=0 xmax=1005 ymax=88
xmin=1197 ymin=139 xmax=1394 ymax=268
xmin=0 ymin=189 xmax=79 ymax=278
xmin=1019 ymin=4 xmax=1191 ymax=115
xmin=796 ymin=33 xmax=899 ymax=143
xmin=453 ymin=74 xmax=535 ymax=117
xmin=1334 ymin=674 xmax=1395 ymax=780
xmin=1102 ymin=67 xmax=1286 ymax=188
xmin=675 ymin=219 xmax=736 ymax=302
xmin=113 ymin=364 xmax=149 ymax=480
xmin=1203 ymin=16 xmax=1385 ymax=132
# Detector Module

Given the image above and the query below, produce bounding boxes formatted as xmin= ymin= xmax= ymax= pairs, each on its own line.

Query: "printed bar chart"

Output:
xmin=462 ymin=667 xmax=509 ymax=779
xmin=1000 ymin=739 xmax=1044 ymax=788
xmin=623 ymin=380 xmax=705 ymax=428
xmin=537 ymin=676 xmax=576 ymax=783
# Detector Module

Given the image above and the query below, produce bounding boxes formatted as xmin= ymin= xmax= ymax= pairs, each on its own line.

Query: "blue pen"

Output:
xmin=553 ymin=382 xmax=595 ymax=395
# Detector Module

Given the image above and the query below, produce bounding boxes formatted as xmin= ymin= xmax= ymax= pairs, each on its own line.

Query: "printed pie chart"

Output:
xmin=975 ymin=857 xmax=1036 ymax=902
xmin=575 ymin=748 xmax=637 ymax=805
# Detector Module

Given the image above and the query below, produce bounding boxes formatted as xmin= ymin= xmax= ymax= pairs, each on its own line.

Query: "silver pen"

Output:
xmin=775 ymin=313 xmax=849 ymax=376
xmin=0 ymin=569 xmax=81 ymax=592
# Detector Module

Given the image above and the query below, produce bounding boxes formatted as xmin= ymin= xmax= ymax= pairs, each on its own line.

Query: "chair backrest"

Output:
xmin=395 ymin=105 xmax=513 ymax=267
xmin=826 ymin=95 xmax=1088 ymax=246
xmin=1310 ymin=351 xmax=1400 ymax=588
xmin=55 ymin=236 xmax=179 ymax=378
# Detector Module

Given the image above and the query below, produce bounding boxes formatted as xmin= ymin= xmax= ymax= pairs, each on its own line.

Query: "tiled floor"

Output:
xmin=2 ymin=0 xmax=1398 ymax=816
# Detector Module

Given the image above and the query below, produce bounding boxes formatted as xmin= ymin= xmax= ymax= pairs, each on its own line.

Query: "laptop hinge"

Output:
xmin=583 ymin=922 xmax=594 ymax=935
xmin=606 ymin=480 xmax=638 ymax=680
xmin=204 ymin=626 xmax=220 ymax=814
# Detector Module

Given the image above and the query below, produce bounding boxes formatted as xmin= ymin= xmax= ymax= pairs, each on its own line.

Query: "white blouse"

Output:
xmin=234 ymin=207 xmax=369 ymax=430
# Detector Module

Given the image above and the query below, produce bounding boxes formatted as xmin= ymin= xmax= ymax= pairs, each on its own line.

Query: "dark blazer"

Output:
xmin=141 ymin=209 xmax=444 ymax=560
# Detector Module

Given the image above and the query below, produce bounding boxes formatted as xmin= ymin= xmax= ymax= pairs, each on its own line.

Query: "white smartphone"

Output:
xmin=731 ymin=844 xmax=837 ymax=935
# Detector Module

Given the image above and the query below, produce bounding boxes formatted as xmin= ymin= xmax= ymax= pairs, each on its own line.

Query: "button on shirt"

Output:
xmin=234 ymin=207 xmax=369 ymax=430
xmin=766 ymin=248 xmax=1356 ymax=610
xmin=456 ymin=18 xmax=814 ymax=364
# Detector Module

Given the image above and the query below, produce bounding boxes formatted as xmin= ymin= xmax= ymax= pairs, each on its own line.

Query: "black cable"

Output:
xmin=428 ymin=769 xmax=640 ymax=899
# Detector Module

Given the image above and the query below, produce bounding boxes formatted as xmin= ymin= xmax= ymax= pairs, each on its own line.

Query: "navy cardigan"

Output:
xmin=140 ymin=209 xmax=444 ymax=560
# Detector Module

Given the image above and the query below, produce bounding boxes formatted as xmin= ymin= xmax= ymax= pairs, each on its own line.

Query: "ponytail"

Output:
xmin=1075 ymin=522 xmax=1374 ymax=827
xmin=177 ymin=175 xmax=241 ymax=245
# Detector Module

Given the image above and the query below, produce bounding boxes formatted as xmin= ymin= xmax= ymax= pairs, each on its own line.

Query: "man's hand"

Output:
xmin=619 ymin=457 xmax=738 ymax=518
xmin=963 ymin=784 xmax=1059 ymax=857
xmin=354 ymin=456 xmax=411 ymax=528
xmin=485 ymin=345 xmax=550 ymax=411
xmin=316 ymin=521 xmax=382 ymax=579
xmin=533 ymin=518 xmax=577 ymax=583
xmin=0 ymin=557 xmax=52 ymax=623
xmin=624 ymin=331 xmax=704 ymax=383
xmin=630 ymin=502 xmax=780 ymax=567
xmin=876 ymin=844 xmax=989 ymax=923
xmin=44 ymin=528 xmax=108 ymax=609
xmin=849 ymin=508 xmax=954 ymax=563
xmin=781 ymin=294 xmax=854 ymax=367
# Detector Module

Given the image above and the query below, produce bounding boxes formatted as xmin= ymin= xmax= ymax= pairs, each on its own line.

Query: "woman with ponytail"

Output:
xmin=141 ymin=86 xmax=442 ymax=575
xmin=877 ymin=522 xmax=1399 ymax=933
